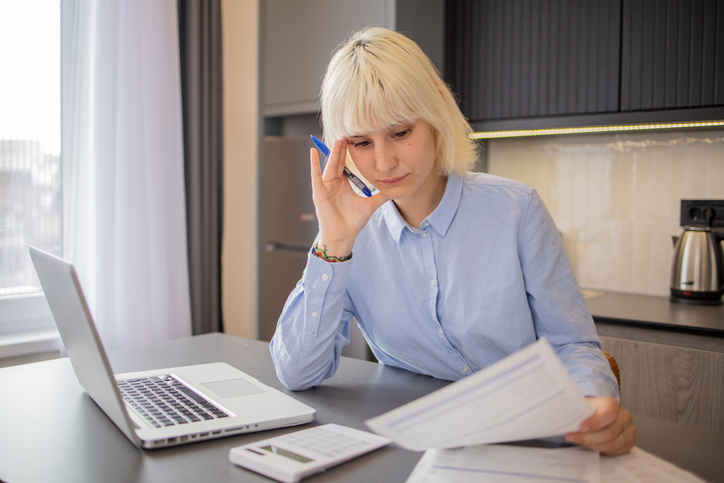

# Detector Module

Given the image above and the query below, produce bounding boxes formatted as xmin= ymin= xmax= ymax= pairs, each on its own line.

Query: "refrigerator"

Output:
xmin=260 ymin=136 xmax=371 ymax=360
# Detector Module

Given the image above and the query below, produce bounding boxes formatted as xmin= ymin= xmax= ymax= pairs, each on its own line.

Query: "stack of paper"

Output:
xmin=365 ymin=338 xmax=593 ymax=450
xmin=366 ymin=338 xmax=706 ymax=483
xmin=406 ymin=445 xmax=601 ymax=483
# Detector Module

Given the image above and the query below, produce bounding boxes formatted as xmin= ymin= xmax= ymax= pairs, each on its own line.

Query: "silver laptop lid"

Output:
xmin=29 ymin=247 xmax=143 ymax=447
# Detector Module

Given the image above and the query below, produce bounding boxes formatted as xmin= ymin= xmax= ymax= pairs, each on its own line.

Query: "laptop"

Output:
xmin=29 ymin=247 xmax=315 ymax=449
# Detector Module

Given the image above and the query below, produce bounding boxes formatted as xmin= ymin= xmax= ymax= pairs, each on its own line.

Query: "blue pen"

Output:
xmin=311 ymin=135 xmax=373 ymax=197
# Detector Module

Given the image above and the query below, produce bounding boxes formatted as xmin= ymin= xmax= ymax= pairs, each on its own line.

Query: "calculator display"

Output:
xmin=261 ymin=445 xmax=314 ymax=464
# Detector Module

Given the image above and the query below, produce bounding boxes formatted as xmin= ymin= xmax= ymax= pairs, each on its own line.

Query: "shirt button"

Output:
xmin=321 ymin=274 xmax=329 ymax=281
xmin=421 ymin=233 xmax=427 ymax=239
xmin=311 ymin=311 xmax=319 ymax=318
xmin=462 ymin=366 xmax=470 ymax=373
xmin=438 ymin=328 xmax=444 ymax=335
xmin=423 ymin=221 xmax=430 ymax=227
xmin=431 ymin=280 xmax=437 ymax=286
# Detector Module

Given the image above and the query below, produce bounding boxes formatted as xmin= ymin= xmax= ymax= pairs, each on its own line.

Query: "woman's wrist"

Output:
xmin=311 ymin=243 xmax=353 ymax=263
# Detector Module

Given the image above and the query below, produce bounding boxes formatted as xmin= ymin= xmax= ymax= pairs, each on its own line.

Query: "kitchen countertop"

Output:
xmin=584 ymin=290 xmax=724 ymax=336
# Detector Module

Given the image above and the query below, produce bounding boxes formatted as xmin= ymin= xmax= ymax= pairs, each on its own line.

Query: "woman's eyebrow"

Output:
xmin=346 ymin=121 xmax=411 ymax=139
xmin=388 ymin=120 xmax=416 ymax=130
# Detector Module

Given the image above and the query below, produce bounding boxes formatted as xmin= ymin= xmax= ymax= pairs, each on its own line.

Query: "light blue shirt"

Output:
xmin=270 ymin=173 xmax=619 ymax=399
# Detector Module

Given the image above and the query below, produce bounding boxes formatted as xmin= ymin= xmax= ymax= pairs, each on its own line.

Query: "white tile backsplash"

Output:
xmin=487 ymin=129 xmax=724 ymax=296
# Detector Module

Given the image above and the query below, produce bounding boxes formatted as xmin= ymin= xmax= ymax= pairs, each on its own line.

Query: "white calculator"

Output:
xmin=228 ymin=423 xmax=392 ymax=482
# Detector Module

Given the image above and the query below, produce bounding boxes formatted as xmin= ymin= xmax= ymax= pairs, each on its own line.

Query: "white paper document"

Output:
xmin=365 ymin=338 xmax=594 ymax=451
xmin=406 ymin=445 xmax=601 ymax=483
xmin=404 ymin=439 xmax=706 ymax=483
xmin=599 ymin=447 xmax=705 ymax=483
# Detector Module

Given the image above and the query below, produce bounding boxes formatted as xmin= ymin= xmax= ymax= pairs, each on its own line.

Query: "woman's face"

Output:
xmin=345 ymin=119 xmax=442 ymax=204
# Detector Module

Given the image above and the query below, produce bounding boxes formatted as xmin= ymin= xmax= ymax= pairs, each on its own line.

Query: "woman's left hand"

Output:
xmin=565 ymin=397 xmax=636 ymax=456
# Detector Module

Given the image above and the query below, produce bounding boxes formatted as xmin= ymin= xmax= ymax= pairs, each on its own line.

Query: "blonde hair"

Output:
xmin=320 ymin=27 xmax=477 ymax=177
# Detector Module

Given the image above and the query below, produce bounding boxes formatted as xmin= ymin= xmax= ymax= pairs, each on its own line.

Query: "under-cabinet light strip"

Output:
xmin=470 ymin=120 xmax=724 ymax=139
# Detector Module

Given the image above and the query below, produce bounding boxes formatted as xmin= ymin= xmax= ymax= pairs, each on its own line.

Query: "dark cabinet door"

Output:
xmin=620 ymin=0 xmax=724 ymax=111
xmin=446 ymin=0 xmax=621 ymax=122
xmin=446 ymin=0 xmax=724 ymax=126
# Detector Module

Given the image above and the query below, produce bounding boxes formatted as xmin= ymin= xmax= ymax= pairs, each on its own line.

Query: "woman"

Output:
xmin=270 ymin=27 xmax=635 ymax=456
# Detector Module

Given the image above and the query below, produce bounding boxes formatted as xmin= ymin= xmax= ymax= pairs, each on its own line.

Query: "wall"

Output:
xmin=487 ymin=129 xmax=724 ymax=296
xmin=221 ymin=0 xmax=259 ymax=338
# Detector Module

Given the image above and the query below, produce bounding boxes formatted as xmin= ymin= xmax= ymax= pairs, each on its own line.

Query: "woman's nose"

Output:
xmin=374 ymin=143 xmax=397 ymax=172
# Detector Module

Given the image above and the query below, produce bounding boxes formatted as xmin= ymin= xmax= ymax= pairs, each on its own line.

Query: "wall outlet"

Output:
xmin=680 ymin=199 xmax=724 ymax=227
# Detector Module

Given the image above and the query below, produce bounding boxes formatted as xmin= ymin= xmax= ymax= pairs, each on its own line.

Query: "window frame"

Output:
xmin=0 ymin=294 xmax=59 ymax=359
xmin=0 ymin=293 xmax=55 ymax=332
xmin=0 ymin=0 xmax=64 ymax=358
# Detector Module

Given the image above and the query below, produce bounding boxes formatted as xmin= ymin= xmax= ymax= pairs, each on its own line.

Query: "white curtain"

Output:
xmin=62 ymin=0 xmax=192 ymax=350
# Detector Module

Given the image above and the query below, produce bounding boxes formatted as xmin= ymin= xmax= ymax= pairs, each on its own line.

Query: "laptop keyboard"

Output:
xmin=117 ymin=375 xmax=229 ymax=428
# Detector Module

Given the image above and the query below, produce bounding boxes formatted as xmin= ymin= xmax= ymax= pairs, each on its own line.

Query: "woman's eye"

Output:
xmin=349 ymin=140 xmax=370 ymax=148
xmin=393 ymin=129 xmax=411 ymax=138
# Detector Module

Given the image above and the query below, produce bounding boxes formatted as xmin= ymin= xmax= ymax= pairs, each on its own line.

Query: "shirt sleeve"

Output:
xmin=518 ymin=190 xmax=620 ymax=400
xmin=269 ymin=251 xmax=355 ymax=391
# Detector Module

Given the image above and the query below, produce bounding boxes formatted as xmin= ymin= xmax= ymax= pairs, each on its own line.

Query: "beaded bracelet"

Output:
xmin=311 ymin=243 xmax=353 ymax=263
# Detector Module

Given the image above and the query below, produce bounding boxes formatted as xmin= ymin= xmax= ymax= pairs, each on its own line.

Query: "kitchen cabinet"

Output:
xmin=262 ymin=0 xmax=445 ymax=118
xmin=587 ymin=291 xmax=724 ymax=432
xmin=445 ymin=0 xmax=621 ymax=120
xmin=446 ymin=0 xmax=724 ymax=130
xmin=620 ymin=0 xmax=724 ymax=111
xmin=262 ymin=0 xmax=396 ymax=117
xmin=598 ymin=327 xmax=724 ymax=431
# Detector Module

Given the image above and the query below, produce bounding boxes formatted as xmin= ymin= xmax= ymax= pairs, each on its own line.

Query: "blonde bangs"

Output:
xmin=322 ymin=51 xmax=424 ymax=144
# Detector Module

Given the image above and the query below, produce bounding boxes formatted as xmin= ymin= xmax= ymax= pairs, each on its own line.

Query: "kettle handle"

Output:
xmin=704 ymin=207 xmax=724 ymax=243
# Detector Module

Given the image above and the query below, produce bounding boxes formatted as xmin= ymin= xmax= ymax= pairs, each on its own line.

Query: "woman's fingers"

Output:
xmin=565 ymin=397 xmax=637 ymax=456
xmin=321 ymin=139 xmax=347 ymax=183
xmin=591 ymin=419 xmax=636 ymax=456
xmin=310 ymin=148 xmax=324 ymax=190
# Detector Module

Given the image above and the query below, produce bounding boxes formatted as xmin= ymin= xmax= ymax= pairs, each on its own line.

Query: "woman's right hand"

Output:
xmin=310 ymin=140 xmax=389 ymax=258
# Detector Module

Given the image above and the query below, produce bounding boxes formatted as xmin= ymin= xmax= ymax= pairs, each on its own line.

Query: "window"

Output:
xmin=0 ymin=1 xmax=61 ymax=338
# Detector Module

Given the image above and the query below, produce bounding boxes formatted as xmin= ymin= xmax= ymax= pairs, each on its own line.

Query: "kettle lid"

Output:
xmin=682 ymin=225 xmax=711 ymax=232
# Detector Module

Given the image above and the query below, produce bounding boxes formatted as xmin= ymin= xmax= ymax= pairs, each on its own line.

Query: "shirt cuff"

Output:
xmin=303 ymin=250 xmax=353 ymax=296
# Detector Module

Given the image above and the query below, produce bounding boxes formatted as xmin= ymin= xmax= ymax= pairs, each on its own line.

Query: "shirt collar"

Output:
xmin=381 ymin=174 xmax=464 ymax=243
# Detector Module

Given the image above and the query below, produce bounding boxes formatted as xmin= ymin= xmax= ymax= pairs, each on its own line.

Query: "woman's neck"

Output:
xmin=394 ymin=174 xmax=448 ymax=228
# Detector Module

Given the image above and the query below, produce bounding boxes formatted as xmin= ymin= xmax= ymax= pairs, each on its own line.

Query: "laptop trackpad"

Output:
xmin=201 ymin=378 xmax=267 ymax=398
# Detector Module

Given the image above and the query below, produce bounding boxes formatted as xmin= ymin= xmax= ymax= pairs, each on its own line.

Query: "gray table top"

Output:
xmin=0 ymin=333 xmax=720 ymax=482
xmin=0 ymin=333 xmax=448 ymax=483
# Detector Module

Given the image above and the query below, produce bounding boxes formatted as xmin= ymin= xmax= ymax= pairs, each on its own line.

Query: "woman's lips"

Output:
xmin=379 ymin=174 xmax=408 ymax=185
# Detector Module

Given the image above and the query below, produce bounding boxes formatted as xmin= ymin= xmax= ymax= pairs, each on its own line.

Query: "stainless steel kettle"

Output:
xmin=670 ymin=224 xmax=724 ymax=305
